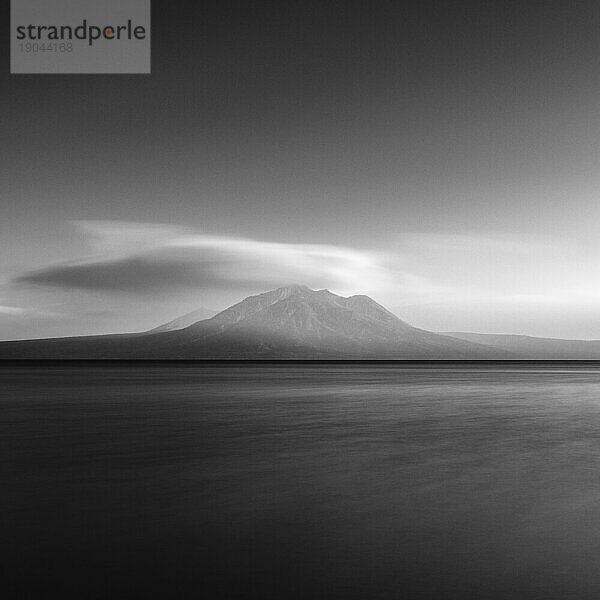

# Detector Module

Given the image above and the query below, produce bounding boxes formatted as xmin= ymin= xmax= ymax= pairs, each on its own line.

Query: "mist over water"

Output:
xmin=3 ymin=364 xmax=600 ymax=599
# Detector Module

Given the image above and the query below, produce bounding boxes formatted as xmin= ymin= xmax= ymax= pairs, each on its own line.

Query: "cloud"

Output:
xmin=0 ymin=305 xmax=29 ymax=316
xmin=74 ymin=220 xmax=185 ymax=255
xmin=0 ymin=301 xmax=61 ymax=318
xmin=16 ymin=224 xmax=600 ymax=310
xmin=15 ymin=222 xmax=392 ymax=296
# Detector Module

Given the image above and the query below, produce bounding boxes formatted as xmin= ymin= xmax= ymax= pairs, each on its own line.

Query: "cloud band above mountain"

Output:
xmin=15 ymin=221 xmax=392 ymax=296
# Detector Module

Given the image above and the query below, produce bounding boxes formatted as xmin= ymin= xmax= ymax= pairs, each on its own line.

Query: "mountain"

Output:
xmin=169 ymin=285 xmax=510 ymax=358
xmin=0 ymin=285 xmax=510 ymax=359
xmin=445 ymin=332 xmax=600 ymax=359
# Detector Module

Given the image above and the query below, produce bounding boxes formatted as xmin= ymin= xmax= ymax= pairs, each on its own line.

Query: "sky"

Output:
xmin=3 ymin=0 xmax=600 ymax=340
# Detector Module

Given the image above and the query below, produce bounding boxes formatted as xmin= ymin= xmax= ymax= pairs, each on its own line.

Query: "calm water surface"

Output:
xmin=3 ymin=363 xmax=600 ymax=599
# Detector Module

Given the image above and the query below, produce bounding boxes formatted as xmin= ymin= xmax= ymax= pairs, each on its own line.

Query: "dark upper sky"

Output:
xmin=3 ymin=0 xmax=600 ymax=339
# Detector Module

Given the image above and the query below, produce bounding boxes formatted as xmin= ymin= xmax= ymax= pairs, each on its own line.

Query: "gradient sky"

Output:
xmin=3 ymin=0 xmax=600 ymax=339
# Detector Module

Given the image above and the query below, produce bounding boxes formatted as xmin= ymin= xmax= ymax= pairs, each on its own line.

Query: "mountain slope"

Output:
xmin=149 ymin=307 xmax=217 ymax=333
xmin=0 ymin=286 xmax=511 ymax=359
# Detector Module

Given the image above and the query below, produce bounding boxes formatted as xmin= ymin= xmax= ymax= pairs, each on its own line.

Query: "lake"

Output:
xmin=3 ymin=362 xmax=600 ymax=599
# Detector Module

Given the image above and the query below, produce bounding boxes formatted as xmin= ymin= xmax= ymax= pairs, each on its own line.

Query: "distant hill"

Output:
xmin=0 ymin=285 xmax=509 ymax=359
xmin=445 ymin=332 xmax=600 ymax=359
